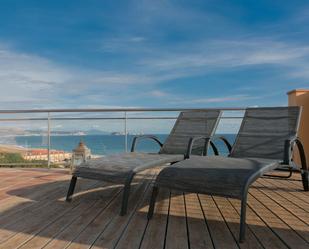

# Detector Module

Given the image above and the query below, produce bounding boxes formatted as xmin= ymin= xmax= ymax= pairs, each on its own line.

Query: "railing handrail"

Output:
xmin=0 ymin=107 xmax=246 ymax=114
xmin=0 ymin=116 xmax=243 ymax=121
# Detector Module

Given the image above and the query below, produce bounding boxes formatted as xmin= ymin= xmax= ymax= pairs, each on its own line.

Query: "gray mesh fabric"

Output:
xmin=159 ymin=110 xmax=221 ymax=155
xmin=230 ymin=107 xmax=301 ymax=161
xmin=74 ymin=153 xmax=184 ymax=183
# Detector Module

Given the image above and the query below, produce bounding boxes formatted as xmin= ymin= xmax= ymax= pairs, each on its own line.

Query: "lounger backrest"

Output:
xmin=230 ymin=107 xmax=301 ymax=161
xmin=159 ymin=110 xmax=221 ymax=155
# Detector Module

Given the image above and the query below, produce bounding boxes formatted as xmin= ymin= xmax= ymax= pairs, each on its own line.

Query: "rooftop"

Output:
xmin=0 ymin=167 xmax=308 ymax=249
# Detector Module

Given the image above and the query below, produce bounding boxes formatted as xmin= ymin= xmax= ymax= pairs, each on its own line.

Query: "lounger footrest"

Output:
xmin=73 ymin=152 xmax=184 ymax=183
xmin=155 ymin=156 xmax=279 ymax=198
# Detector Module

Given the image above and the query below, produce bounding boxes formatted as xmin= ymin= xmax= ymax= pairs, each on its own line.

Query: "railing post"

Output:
xmin=47 ymin=112 xmax=51 ymax=169
xmin=124 ymin=111 xmax=128 ymax=152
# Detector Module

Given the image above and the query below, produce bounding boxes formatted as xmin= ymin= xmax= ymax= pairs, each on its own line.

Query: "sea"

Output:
xmin=14 ymin=134 xmax=237 ymax=156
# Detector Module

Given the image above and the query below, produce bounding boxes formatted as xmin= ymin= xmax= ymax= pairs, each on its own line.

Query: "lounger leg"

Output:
xmin=239 ymin=195 xmax=248 ymax=243
xmin=66 ymin=176 xmax=77 ymax=202
xmin=295 ymin=138 xmax=308 ymax=191
xmin=147 ymin=186 xmax=159 ymax=219
xmin=120 ymin=173 xmax=135 ymax=216
xmin=301 ymin=170 xmax=309 ymax=191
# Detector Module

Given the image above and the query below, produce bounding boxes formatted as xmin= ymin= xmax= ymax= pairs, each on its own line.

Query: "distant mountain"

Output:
xmin=84 ymin=129 xmax=110 ymax=135
xmin=0 ymin=128 xmax=26 ymax=136
xmin=22 ymin=129 xmax=110 ymax=136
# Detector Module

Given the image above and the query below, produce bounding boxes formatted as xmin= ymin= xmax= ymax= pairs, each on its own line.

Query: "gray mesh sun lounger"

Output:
xmin=66 ymin=110 xmax=222 ymax=215
xmin=148 ymin=107 xmax=308 ymax=242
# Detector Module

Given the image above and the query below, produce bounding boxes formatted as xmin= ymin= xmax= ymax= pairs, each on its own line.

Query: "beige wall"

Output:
xmin=288 ymin=89 xmax=309 ymax=164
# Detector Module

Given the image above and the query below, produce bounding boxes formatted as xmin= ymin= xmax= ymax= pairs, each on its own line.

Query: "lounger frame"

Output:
xmin=148 ymin=106 xmax=308 ymax=242
xmin=66 ymin=110 xmax=222 ymax=215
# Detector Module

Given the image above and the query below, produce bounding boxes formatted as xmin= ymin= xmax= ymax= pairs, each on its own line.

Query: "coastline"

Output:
xmin=0 ymin=144 xmax=28 ymax=154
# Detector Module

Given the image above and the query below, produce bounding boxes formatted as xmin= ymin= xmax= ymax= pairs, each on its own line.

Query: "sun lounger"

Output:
xmin=66 ymin=110 xmax=222 ymax=215
xmin=148 ymin=107 xmax=308 ymax=242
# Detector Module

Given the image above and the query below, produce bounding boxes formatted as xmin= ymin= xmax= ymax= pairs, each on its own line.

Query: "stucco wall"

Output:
xmin=288 ymin=89 xmax=309 ymax=165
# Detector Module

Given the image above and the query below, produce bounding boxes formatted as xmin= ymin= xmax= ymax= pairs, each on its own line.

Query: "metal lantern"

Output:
xmin=71 ymin=141 xmax=91 ymax=169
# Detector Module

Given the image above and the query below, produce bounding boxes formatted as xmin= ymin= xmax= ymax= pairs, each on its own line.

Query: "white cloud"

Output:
xmin=0 ymin=43 xmax=155 ymax=109
xmin=149 ymin=90 xmax=168 ymax=97
xmin=100 ymin=36 xmax=146 ymax=52
xmin=141 ymin=39 xmax=309 ymax=73
xmin=168 ymin=94 xmax=260 ymax=105
xmin=1 ymin=36 xmax=309 ymax=110
xmin=188 ymin=95 xmax=258 ymax=104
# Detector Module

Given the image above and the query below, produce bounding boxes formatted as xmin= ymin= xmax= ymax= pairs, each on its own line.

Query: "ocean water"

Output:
xmin=15 ymin=134 xmax=237 ymax=156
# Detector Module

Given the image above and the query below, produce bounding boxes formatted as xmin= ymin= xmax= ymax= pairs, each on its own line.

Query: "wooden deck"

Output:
xmin=0 ymin=168 xmax=308 ymax=249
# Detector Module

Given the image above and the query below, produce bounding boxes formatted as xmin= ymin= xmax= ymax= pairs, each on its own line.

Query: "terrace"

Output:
xmin=0 ymin=107 xmax=308 ymax=249
xmin=1 ymin=0 xmax=309 ymax=248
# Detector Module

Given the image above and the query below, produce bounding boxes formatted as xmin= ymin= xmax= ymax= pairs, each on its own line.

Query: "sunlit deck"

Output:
xmin=0 ymin=167 xmax=308 ymax=249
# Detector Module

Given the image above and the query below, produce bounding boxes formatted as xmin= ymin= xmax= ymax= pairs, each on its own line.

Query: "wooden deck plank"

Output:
xmin=0 ymin=178 xmax=98 ymax=227
xmin=0 ymin=170 xmax=69 ymax=199
xmin=258 ymin=178 xmax=309 ymax=216
xmin=139 ymin=188 xmax=170 ymax=249
xmin=0 ymin=172 xmax=72 ymax=216
xmin=228 ymin=198 xmax=289 ymax=249
xmin=15 ymin=183 xmax=119 ymax=249
xmin=42 ymin=191 xmax=120 ymax=248
xmin=17 ymin=200 xmax=99 ymax=249
xmin=255 ymin=181 xmax=309 ymax=225
xmin=90 ymin=170 xmax=156 ymax=249
xmin=51 ymin=187 xmax=123 ymax=249
xmin=263 ymin=176 xmax=309 ymax=205
xmin=261 ymin=177 xmax=309 ymax=206
xmin=64 ymin=172 xmax=154 ymax=249
xmin=164 ymin=191 xmax=189 ymax=249
xmin=249 ymin=186 xmax=309 ymax=243
xmin=0 ymin=180 xmax=98 ymax=229
xmin=198 ymin=194 xmax=239 ymax=249
xmin=247 ymin=192 xmax=309 ymax=249
xmin=0 ymin=171 xmax=55 ymax=190
xmin=212 ymin=196 xmax=263 ymax=249
xmin=0 ymin=181 xmax=104 ymax=248
xmin=185 ymin=193 xmax=214 ymax=249
xmin=114 ymin=177 xmax=155 ymax=249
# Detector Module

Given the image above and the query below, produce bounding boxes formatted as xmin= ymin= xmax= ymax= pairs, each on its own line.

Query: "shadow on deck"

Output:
xmin=0 ymin=168 xmax=308 ymax=249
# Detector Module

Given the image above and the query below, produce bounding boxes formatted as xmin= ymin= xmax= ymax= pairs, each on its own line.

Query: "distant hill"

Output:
xmin=22 ymin=129 xmax=110 ymax=136
xmin=0 ymin=144 xmax=27 ymax=154
xmin=84 ymin=129 xmax=110 ymax=135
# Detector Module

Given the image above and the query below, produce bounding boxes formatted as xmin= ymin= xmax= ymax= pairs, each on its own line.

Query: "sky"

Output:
xmin=0 ymin=0 xmax=309 ymax=111
xmin=0 ymin=0 xmax=309 ymax=134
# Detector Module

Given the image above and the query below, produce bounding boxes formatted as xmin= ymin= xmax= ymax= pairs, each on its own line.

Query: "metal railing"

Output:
xmin=0 ymin=108 xmax=245 ymax=168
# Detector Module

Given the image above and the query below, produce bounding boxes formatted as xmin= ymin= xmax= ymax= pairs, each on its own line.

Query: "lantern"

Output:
xmin=71 ymin=141 xmax=91 ymax=169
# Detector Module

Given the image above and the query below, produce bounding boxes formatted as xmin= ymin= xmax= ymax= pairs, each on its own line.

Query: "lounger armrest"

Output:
xmin=285 ymin=137 xmax=307 ymax=171
xmin=131 ymin=135 xmax=163 ymax=152
xmin=185 ymin=136 xmax=219 ymax=159
xmin=210 ymin=136 xmax=233 ymax=154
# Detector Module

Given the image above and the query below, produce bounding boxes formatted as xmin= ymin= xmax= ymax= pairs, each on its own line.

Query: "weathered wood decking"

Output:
xmin=0 ymin=168 xmax=308 ymax=249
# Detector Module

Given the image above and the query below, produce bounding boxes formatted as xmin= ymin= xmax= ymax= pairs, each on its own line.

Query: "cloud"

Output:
xmin=167 ymin=94 xmax=260 ymax=105
xmin=1 ymin=35 xmax=308 ymax=110
xmin=0 ymin=43 xmax=154 ymax=109
xmin=187 ymin=95 xmax=258 ymax=104
xmin=100 ymin=36 xmax=147 ymax=52
xmin=149 ymin=90 xmax=168 ymax=97
xmin=0 ymin=45 xmax=71 ymax=107
xmin=140 ymin=39 xmax=309 ymax=73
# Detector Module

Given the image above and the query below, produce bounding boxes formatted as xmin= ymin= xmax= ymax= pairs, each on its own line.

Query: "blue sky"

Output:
xmin=0 ymin=0 xmax=309 ymax=110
